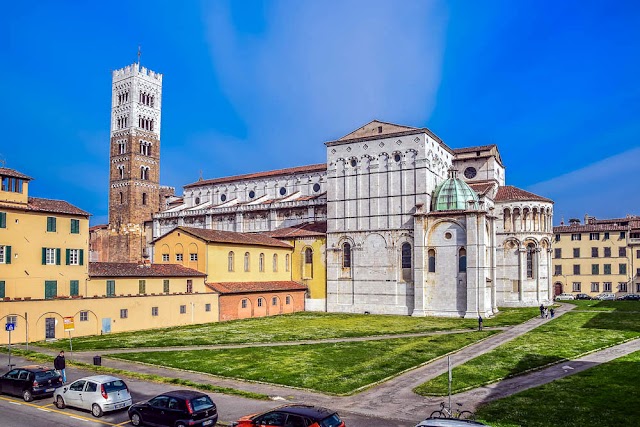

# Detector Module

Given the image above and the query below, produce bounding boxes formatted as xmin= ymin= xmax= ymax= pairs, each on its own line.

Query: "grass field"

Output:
xmin=109 ymin=331 xmax=497 ymax=395
xmin=414 ymin=306 xmax=640 ymax=395
xmin=39 ymin=308 xmax=537 ymax=351
xmin=475 ymin=350 xmax=640 ymax=427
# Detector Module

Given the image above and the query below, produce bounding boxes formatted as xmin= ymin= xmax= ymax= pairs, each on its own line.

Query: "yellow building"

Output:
xmin=0 ymin=167 xmax=215 ymax=344
xmin=552 ymin=215 xmax=640 ymax=297
xmin=267 ymin=222 xmax=327 ymax=311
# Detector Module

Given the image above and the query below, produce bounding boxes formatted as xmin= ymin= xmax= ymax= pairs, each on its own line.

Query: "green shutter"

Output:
xmin=0 ymin=212 xmax=6 ymax=228
xmin=66 ymin=249 xmax=70 ymax=265
xmin=70 ymin=280 xmax=79 ymax=296
xmin=42 ymin=248 xmax=47 ymax=265
xmin=79 ymin=249 xmax=84 ymax=266
xmin=163 ymin=279 xmax=169 ymax=293
xmin=0 ymin=281 xmax=4 ymax=298
xmin=44 ymin=281 xmax=57 ymax=299
xmin=139 ymin=280 xmax=145 ymax=294
xmin=52 ymin=217 xmax=56 ymax=232
xmin=56 ymin=248 xmax=61 ymax=265
xmin=5 ymin=246 xmax=10 ymax=264
xmin=106 ymin=280 xmax=115 ymax=297
xmin=71 ymin=219 xmax=79 ymax=234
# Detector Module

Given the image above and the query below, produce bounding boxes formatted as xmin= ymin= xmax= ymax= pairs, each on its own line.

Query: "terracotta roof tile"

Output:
xmin=0 ymin=167 xmax=33 ymax=180
xmin=206 ymin=281 xmax=307 ymax=294
xmin=184 ymin=164 xmax=327 ymax=189
xmin=90 ymin=224 xmax=108 ymax=232
xmin=495 ymin=186 xmax=553 ymax=203
xmin=161 ymin=226 xmax=293 ymax=249
xmin=266 ymin=222 xmax=327 ymax=238
xmin=468 ymin=182 xmax=496 ymax=196
xmin=0 ymin=197 xmax=90 ymax=217
xmin=553 ymin=224 xmax=629 ymax=233
xmin=452 ymin=145 xmax=497 ymax=154
xmin=89 ymin=262 xmax=206 ymax=278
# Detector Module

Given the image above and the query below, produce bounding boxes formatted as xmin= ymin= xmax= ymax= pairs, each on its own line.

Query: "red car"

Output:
xmin=232 ymin=404 xmax=345 ymax=427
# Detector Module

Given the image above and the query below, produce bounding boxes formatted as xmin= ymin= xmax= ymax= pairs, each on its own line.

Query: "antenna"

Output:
xmin=137 ymin=45 xmax=141 ymax=65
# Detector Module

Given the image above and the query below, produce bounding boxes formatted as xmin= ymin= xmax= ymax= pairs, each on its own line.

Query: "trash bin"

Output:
xmin=93 ymin=356 xmax=101 ymax=366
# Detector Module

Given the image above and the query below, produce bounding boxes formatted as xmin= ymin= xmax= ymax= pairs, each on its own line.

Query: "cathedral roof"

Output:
xmin=468 ymin=181 xmax=497 ymax=196
xmin=452 ymin=144 xmax=497 ymax=154
xmin=431 ymin=170 xmax=479 ymax=211
xmin=89 ymin=262 xmax=206 ymax=278
xmin=495 ymin=186 xmax=553 ymax=203
xmin=266 ymin=222 xmax=327 ymax=238
xmin=155 ymin=226 xmax=293 ymax=249
xmin=184 ymin=164 xmax=327 ymax=189
xmin=205 ymin=281 xmax=307 ymax=294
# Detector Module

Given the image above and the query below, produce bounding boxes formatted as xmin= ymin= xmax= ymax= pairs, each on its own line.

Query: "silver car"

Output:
xmin=53 ymin=375 xmax=132 ymax=417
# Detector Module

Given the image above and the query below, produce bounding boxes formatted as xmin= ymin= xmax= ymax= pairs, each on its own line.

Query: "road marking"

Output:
xmin=115 ymin=421 xmax=131 ymax=426
xmin=38 ymin=407 xmax=51 ymax=412
xmin=0 ymin=395 xmax=120 ymax=426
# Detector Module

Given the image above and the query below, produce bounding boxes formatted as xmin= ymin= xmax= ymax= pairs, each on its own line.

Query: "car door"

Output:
xmin=0 ymin=369 xmax=20 ymax=396
xmin=284 ymin=415 xmax=307 ymax=427
xmin=64 ymin=380 xmax=86 ymax=408
xmin=165 ymin=397 xmax=183 ymax=426
xmin=16 ymin=370 xmax=30 ymax=395
xmin=146 ymin=395 xmax=169 ymax=425
xmin=83 ymin=381 xmax=99 ymax=410
xmin=255 ymin=411 xmax=287 ymax=427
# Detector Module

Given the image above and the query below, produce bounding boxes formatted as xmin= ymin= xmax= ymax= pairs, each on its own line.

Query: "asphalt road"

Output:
xmin=0 ymin=356 xmax=416 ymax=427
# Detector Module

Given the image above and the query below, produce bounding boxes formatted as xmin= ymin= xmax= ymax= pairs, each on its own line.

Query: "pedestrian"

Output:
xmin=54 ymin=350 xmax=66 ymax=383
xmin=550 ymin=307 xmax=555 ymax=318
xmin=544 ymin=307 xmax=549 ymax=319
xmin=539 ymin=304 xmax=544 ymax=319
xmin=478 ymin=315 xmax=483 ymax=331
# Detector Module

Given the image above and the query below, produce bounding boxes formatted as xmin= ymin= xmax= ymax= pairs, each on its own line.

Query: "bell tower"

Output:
xmin=107 ymin=61 xmax=163 ymax=262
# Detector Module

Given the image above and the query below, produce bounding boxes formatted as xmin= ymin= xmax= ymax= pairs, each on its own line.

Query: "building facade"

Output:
xmin=552 ymin=215 xmax=640 ymax=297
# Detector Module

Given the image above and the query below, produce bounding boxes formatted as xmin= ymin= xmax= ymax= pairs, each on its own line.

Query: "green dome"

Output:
xmin=431 ymin=170 xmax=479 ymax=211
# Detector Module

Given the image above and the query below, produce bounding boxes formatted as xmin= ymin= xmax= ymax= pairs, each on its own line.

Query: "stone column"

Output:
xmin=412 ymin=210 xmax=427 ymax=316
xmin=518 ymin=246 xmax=526 ymax=301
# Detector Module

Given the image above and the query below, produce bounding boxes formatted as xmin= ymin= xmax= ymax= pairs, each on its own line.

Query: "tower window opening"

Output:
xmin=142 ymin=193 xmax=147 ymax=205
xmin=342 ymin=243 xmax=351 ymax=268
xmin=401 ymin=243 xmax=412 ymax=268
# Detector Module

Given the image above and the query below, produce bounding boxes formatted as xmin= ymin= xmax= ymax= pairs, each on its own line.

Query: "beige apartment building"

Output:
xmin=552 ymin=215 xmax=640 ymax=297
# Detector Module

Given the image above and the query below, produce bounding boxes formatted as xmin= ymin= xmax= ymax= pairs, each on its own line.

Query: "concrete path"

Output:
xmin=13 ymin=303 xmax=640 ymax=424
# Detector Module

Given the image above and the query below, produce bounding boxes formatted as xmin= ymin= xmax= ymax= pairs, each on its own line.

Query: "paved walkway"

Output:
xmin=13 ymin=303 xmax=640 ymax=424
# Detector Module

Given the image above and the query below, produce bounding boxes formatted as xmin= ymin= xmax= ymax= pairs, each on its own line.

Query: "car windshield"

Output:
xmin=190 ymin=395 xmax=214 ymax=412
xmin=319 ymin=414 xmax=342 ymax=427
xmin=103 ymin=380 xmax=127 ymax=393
xmin=35 ymin=370 xmax=59 ymax=381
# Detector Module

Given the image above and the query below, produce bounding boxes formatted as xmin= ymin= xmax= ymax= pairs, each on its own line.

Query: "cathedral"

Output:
xmin=95 ymin=61 xmax=555 ymax=318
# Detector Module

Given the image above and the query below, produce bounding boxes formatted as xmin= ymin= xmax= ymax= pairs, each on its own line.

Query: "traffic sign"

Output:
xmin=63 ymin=317 xmax=75 ymax=331
xmin=5 ymin=323 xmax=15 ymax=332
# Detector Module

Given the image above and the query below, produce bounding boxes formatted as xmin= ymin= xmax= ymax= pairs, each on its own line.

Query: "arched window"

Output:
xmin=259 ymin=253 xmax=265 ymax=272
xmin=527 ymin=243 xmax=536 ymax=278
xmin=428 ymin=249 xmax=436 ymax=273
xmin=285 ymin=254 xmax=290 ymax=272
xmin=459 ymin=248 xmax=467 ymax=272
xmin=401 ymin=243 xmax=412 ymax=268
xmin=342 ymin=243 xmax=352 ymax=268
xmin=119 ymin=192 xmax=123 ymax=204
xmin=142 ymin=193 xmax=147 ymax=205
xmin=228 ymin=251 xmax=234 ymax=272
xmin=305 ymin=248 xmax=313 ymax=265
xmin=244 ymin=252 xmax=250 ymax=272
xmin=195 ymin=197 xmax=200 ymax=205
xmin=273 ymin=254 xmax=278 ymax=272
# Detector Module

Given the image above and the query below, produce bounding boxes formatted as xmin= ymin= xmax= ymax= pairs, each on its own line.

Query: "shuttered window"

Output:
xmin=0 ymin=212 xmax=6 ymax=228
xmin=46 ymin=217 xmax=57 ymax=232
xmin=0 ymin=245 xmax=10 ymax=264
xmin=0 ymin=281 xmax=5 ymax=298
xmin=44 ymin=281 xmax=57 ymax=299
xmin=70 ymin=219 xmax=80 ymax=234
xmin=70 ymin=280 xmax=79 ymax=296
xmin=106 ymin=280 xmax=116 ymax=297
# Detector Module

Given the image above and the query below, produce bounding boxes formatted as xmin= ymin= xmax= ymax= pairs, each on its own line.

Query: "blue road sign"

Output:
xmin=5 ymin=323 xmax=15 ymax=332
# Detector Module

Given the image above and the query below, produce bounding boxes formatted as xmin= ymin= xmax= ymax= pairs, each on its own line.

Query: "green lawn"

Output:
xmin=414 ymin=310 xmax=640 ymax=395
xmin=40 ymin=309 xmax=537 ymax=351
xmin=475 ymin=350 xmax=640 ymax=427
xmin=565 ymin=299 xmax=640 ymax=311
xmin=109 ymin=331 xmax=497 ymax=395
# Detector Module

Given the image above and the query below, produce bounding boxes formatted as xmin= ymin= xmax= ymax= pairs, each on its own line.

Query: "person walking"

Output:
xmin=544 ymin=307 xmax=549 ymax=319
xmin=550 ymin=307 xmax=555 ymax=318
xmin=54 ymin=350 xmax=66 ymax=383
xmin=539 ymin=304 xmax=545 ymax=319
xmin=478 ymin=315 xmax=483 ymax=331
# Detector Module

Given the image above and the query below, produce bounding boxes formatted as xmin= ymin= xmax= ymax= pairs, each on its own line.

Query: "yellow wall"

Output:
xmin=553 ymin=229 xmax=635 ymax=296
xmin=0 ymin=207 xmax=89 ymax=300
xmin=0 ymin=180 xmax=29 ymax=205
xmin=153 ymin=231 xmax=294 ymax=283
xmin=287 ymin=237 xmax=326 ymax=301
xmin=0 ymin=292 xmax=218 ymax=344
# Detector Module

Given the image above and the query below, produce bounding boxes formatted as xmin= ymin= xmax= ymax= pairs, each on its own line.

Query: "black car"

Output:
xmin=0 ymin=365 xmax=63 ymax=401
xmin=575 ymin=293 xmax=592 ymax=300
xmin=620 ymin=294 xmax=640 ymax=300
xmin=128 ymin=390 xmax=218 ymax=427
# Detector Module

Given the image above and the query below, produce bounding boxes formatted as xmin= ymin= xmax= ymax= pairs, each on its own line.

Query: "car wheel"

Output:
xmin=175 ymin=423 xmax=186 ymax=427
xmin=92 ymin=403 xmax=104 ymax=417
xmin=22 ymin=389 xmax=33 ymax=402
xmin=130 ymin=411 xmax=143 ymax=426
xmin=55 ymin=395 xmax=66 ymax=409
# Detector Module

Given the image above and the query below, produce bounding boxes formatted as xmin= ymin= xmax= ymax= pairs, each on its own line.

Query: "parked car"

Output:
xmin=618 ymin=294 xmax=640 ymax=300
xmin=575 ymin=293 xmax=592 ymax=300
xmin=231 ymin=404 xmax=345 ymax=427
xmin=0 ymin=365 xmax=63 ymax=401
xmin=54 ymin=375 xmax=132 ymax=417
xmin=415 ymin=418 xmax=489 ymax=427
xmin=554 ymin=293 xmax=575 ymax=301
xmin=594 ymin=293 xmax=616 ymax=300
xmin=128 ymin=390 xmax=218 ymax=427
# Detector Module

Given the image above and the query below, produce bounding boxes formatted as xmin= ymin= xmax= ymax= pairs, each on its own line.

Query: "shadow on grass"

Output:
xmin=580 ymin=302 xmax=640 ymax=333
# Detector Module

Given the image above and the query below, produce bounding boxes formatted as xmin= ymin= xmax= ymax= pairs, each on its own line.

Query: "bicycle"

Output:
xmin=430 ymin=401 xmax=475 ymax=420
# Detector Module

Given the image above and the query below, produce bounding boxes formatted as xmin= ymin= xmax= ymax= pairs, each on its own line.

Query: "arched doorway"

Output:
xmin=554 ymin=282 xmax=563 ymax=297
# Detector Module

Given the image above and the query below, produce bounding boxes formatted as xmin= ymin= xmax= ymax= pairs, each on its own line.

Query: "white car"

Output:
xmin=54 ymin=375 xmax=132 ymax=417
xmin=554 ymin=293 xmax=575 ymax=301
xmin=595 ymin=293 xmax=616 ymax=300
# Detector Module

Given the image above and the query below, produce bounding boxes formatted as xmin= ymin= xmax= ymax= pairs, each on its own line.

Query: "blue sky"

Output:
xmin=1 ymin=0 xmax=638 ymax=225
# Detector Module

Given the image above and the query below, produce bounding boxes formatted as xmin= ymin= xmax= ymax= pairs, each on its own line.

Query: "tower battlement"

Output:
xmin=112 ymin=63 xmax=163 ymax=83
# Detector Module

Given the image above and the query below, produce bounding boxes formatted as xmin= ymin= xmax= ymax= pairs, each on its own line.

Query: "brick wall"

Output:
xmin=218 ymin=290 xmax=305 ymax=321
